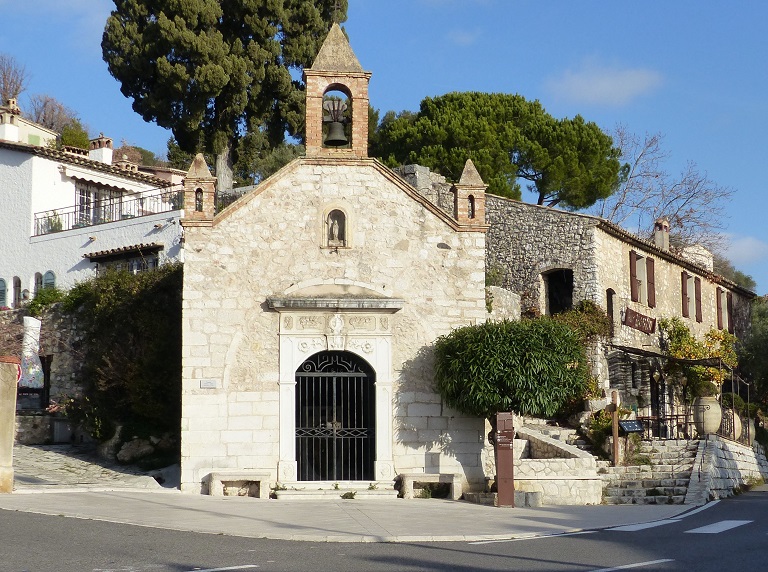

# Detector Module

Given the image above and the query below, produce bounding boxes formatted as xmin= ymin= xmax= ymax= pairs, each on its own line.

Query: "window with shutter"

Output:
xmin=716 ymin=287 xmax=723 ymax=330
xmin=647 ymin=258 xmax=655 ymax=308
xmin=726 ymin=292 xmax=734 ymax=334
xmin=694 ymin=277 xmax=702 ymax=322
xmin=681 ymin=272 xmax=689 ymax=318
xmin=630 ymin=251 xmax=639 ymax=302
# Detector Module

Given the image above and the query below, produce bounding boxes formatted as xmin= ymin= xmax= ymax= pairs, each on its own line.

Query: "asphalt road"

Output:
xmin=2 ymin=490 xmax=766 ymax=571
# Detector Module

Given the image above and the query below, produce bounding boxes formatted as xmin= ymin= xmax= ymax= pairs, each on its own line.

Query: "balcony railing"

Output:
xmin=34 ymin=188 xmax=183 ymax=236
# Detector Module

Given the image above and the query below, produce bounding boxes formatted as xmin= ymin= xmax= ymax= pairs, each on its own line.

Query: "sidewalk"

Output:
xmin=0 ymin=444 xmax=695 ymax=543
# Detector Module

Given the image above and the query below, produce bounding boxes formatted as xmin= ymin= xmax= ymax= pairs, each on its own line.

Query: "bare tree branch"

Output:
xmin=0 ymin=53 xmax=29 ymax=104
xmin=590 ymin=124 xmax=733 ymax=250
xmin=26 ymin=94 xmax=79 ymax=133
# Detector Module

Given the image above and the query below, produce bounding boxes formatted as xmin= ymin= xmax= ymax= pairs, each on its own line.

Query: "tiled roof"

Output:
xmin=83 ymin=242 xmax=164 ymax=261
xmin=0 ymin=139 xmax=171 ymax=187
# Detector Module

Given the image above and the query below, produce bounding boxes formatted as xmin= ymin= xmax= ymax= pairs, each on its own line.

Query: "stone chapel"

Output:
xmin=179 ymin=24 xmax=494 ymax=493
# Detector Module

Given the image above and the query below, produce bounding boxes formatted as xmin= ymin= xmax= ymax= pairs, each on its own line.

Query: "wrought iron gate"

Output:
xmin=295 ymin=351 xmax=375 ymax=481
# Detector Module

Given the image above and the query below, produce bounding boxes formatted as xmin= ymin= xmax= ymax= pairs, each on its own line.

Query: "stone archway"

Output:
xmin=295 ymin=351 xmax=375 ymax=481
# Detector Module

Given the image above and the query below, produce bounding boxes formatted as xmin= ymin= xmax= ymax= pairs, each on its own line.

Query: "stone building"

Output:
xmin=179 ymin=25 xmax=494 ymax=493
xmin=484 ymin=197 xmax=755 ymax=432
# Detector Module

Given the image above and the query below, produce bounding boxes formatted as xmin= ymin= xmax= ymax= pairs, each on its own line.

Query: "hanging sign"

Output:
xmin=623 ymin=307 xmax=656 ymax=334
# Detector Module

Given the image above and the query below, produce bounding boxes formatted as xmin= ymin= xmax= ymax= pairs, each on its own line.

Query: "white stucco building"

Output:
xmin=0 ymin=99 xmax=185 ymax=307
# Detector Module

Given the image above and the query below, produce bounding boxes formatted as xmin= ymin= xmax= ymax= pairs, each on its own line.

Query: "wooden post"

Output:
xmin=611 ymin=390 xmax=620 ymax=467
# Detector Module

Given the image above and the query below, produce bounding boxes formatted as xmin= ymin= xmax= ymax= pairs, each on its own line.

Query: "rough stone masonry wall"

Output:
xmin=484 ymin=196 xmax=600 ymax=314
xmin=687 ymin=437 xmax=768 ymax=503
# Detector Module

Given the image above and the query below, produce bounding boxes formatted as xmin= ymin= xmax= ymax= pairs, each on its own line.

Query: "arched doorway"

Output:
xmin=295 ymin=351 xmax=375 ymax=481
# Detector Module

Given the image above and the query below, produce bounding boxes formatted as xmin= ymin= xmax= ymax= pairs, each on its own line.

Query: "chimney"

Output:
xmin=89 ymin=134 xmax=113 ymax=164
xmin=0 ymin=98 xmax=20 ymax=143
xmin=654 ymin=217 xmax=670 ymax=251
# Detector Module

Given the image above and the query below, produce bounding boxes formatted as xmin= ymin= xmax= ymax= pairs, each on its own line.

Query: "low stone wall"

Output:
xmin=514 ymin=426 xmax=602 ymax=505
xmin=15 ymin=414 xmax=52 ymax=445
xmin=686 ymin=436 xmax=768 ymax=503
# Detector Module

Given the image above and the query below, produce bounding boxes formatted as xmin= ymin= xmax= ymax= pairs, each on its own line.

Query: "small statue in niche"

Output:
xmin=327 ymin=210 xmax=346 ymax=247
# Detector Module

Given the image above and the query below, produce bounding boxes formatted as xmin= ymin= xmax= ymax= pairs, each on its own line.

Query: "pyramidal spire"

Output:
xmin=458 ymin=159 xmax=485 ymax=187
xmin=310 ymin=23 xmax=363 ymax=72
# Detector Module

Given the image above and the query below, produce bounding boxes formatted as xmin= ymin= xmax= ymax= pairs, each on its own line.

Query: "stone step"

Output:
xmin=275 ymin=488 xmax=399 ymax=500
xmin=603 ymin=494 xmax=686 ymax=505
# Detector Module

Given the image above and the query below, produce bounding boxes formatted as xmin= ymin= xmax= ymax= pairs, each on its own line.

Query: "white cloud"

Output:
xmin=723 ymin=235 xmax=768 ymax=266
xmin=546 ymin=60 xmax=663 ymax=107
xmin=446 ymin=29 xmax=481 ymax=46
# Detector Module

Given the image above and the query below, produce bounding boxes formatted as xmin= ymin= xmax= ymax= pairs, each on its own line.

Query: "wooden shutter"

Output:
xmin=694 ymin=277 xmax=702 ymax=322
xmin=716 ymin=287 xmax=723 ymax=330
xmin=726 ymin=292 xmax=734 ymax=334
xmin=681 ymin=272 xmax=689 ymax=318
xmin=646 ymin=258 xmax=655 ymax=308
xmin=630 ymin=251 xmax=639 ymax=302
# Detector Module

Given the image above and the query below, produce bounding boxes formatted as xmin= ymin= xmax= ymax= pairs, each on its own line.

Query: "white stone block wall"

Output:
xmin=688 ymin=437 xmax=768 ymax=502
xmin=181 ymin=159 xmax=488 ymax=492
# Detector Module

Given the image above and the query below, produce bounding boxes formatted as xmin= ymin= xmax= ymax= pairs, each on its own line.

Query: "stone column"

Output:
xmin=0 ymin=356 xmax=20 ymax=493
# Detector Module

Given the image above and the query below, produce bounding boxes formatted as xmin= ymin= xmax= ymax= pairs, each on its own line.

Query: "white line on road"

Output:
xmin=589 ymin=559 xmax=674 ymax=572
xmin=678 ymin=500 xmax=719 ymax=518
xmin=187 ymin=566 xmax=260 ymax=572
xmin=684 ymin=520 xmax=753 ymax=534
xmin=469 ymin=530 xmax=596 ymax=544
xmin=606 ymin=519 xmax=680 ymax=532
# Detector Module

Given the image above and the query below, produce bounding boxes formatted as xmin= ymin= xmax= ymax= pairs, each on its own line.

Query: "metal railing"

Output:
xmin=34 ymin=188 xmax=183 ymax=236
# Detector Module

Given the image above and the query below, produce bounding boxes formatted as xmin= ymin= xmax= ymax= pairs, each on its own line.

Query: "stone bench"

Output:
xmin=399 ymin=473 xmax=463 ymax=500
xmin=206 ymin=470 xmax=272 ymax=498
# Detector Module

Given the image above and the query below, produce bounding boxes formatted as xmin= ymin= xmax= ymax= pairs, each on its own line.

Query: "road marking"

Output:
xmin=684 ymin=520 xmax=753 ymax=534
xmin=469 ymin=530 xmax=595 ymax=544
xmin=589 ymin=559 xmax=674 ymax=571
xmin=679 ymin=500 xmax=719 ymax=518
xmin=607 ymin=519 xmax=680 ymax=532
xmin=187 ymin=566 xmax=259 ymax=572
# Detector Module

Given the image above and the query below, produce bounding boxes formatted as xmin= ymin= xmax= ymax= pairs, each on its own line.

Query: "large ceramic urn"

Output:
xmin=693 ymin=396 xmax=722 ymax=436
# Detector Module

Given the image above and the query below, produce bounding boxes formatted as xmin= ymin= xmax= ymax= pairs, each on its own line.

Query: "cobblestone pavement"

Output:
xmin=12 ymin=444 xmax=169 ymax=492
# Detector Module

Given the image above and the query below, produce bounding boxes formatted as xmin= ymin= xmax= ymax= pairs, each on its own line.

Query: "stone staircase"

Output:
xmin=520 ymin=420 xmax=595 ymax=454
xmin=600 ymin=439 xmax=700 ymax=505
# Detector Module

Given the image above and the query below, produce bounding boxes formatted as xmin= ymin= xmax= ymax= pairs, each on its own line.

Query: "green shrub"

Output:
xmin=434 ymin=317 xmax=589 ymax=420
xmin=27 ymin=287 xmax=64 ymax=317
xmin=61 ymin=264 xmax=182 ymax=440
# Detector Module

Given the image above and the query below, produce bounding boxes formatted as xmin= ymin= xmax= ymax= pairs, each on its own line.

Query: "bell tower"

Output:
xmin=304 ymin=24 xmax=372 ymax=158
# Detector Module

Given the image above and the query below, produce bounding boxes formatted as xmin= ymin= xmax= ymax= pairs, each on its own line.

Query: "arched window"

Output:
xmin=34 ymin=273 xmax=43 ymax=296
xmin=467 ymin=195 xmax=476 ymax=219
xmin=606 ymin=288 xmax=616 ymax=336
xmin=327 ymin=209 xmax=347 ymax=247
xmin=0 ymin=279 xmax=6 ymax=307
xmin=195 ymin=189 xmax=203 ymax=212
xmin=12 ymin=276 xmax=21 ymax=308
xmin=43 ymin=271 xmax=56 ymax=289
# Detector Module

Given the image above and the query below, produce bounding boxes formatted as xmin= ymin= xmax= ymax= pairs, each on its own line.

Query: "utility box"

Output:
xmin=496 ymin=412 xmax=515 ymax=507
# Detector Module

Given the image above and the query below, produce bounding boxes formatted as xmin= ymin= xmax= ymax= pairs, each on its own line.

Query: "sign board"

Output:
xmin=623 ymin=307 xmax=656 ymax=334
xmin=618 ymin=419 xmax=644 ymax=434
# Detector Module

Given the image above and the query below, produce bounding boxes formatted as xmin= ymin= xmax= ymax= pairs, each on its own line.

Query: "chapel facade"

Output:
xmin=179 ymin=25 xmax=493 ymax=493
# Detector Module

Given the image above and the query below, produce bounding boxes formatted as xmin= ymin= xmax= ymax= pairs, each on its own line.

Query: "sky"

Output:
xmin=1 ymin=1 xmax=767 ymax=293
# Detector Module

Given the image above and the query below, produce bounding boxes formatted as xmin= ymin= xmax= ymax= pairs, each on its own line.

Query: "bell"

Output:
xmin=324 ymin=121 xmax=348 ymax=146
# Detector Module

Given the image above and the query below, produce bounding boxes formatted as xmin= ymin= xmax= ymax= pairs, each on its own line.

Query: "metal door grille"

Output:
xmin=295 ymin=351 xmax=375 ymax=481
